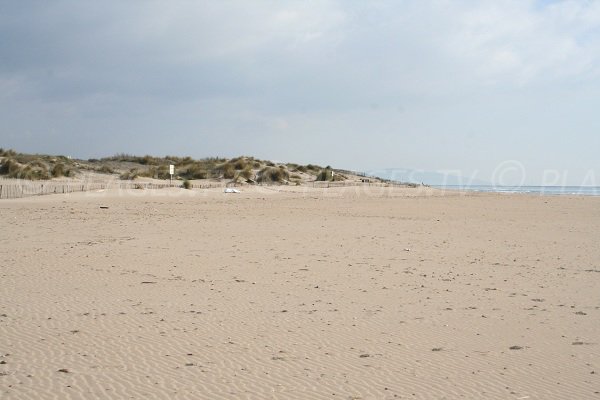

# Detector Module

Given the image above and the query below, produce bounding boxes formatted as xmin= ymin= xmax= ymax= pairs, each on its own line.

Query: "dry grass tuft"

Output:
xmin=257 ymin=166 xmax=289 ymax=184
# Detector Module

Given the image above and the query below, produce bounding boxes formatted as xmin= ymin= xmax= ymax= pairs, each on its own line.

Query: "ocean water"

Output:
xmin=432 ymin=185 xmax=600 ymax=196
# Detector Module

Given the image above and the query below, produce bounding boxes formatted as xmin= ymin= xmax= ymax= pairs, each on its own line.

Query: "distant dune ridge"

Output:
xmin=0 ymin=148 xmax=408 ymax=186
xmin=0 ymin=148 xmax=423 ymax=199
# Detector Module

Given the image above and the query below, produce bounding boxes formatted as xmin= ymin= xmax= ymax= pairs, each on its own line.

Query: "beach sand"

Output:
xmin=1 ymin=186 xmax=599 ymax=399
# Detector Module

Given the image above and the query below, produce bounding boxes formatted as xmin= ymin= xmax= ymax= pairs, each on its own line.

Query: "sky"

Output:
xmin=1 ymin=0 xmax=599 ymax=185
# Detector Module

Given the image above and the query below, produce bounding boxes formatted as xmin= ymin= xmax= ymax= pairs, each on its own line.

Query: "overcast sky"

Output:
xmin=1 ymin=0 xmax=599 ymax=185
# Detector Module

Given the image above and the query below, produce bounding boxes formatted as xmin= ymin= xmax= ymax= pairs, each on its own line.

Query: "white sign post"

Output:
xmin=169 ymin=164 xmax=174 ymax=187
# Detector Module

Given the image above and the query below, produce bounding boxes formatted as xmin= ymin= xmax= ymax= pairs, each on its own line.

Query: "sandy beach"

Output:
xmin=1 ymin=186 xmax=599 ymax=399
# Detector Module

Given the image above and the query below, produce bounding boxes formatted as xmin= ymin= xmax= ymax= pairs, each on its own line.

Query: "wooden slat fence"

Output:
xmin=0 ymin=179 xmax=417 ymax=200
xmin=311 ymin=181 xmax=413 ymax=188
xmin=0 ymin=182 xmax=108 ymax=199
xmin=0 ymin=180 xmax=229 ymax=200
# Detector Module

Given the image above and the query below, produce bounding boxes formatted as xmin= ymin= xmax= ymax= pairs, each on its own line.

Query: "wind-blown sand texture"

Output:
xmin=1 ymin=186 xmax=599 ymax=399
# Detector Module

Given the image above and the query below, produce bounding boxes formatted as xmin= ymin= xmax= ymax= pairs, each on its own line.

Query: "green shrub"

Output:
xmin=316 ymin=169 xmax=333 ymax=181
xmin=257 ymin=166 xmax=289 ymax=184
xmin=18 ymin=162 xmax=50 ymax=180
xmin=240 ymin=167 xmax=254 ymax=180
xmin=182 ymin=179 xmax=192 ymax=189
xmin=217 ymin=163 xmax=235 ymax=179
xmin=97 ymin=165 xmax=114 ymax=174
xmin=120 ymin=169 xmax=139 ymax=180
xmin=10 ymin=160 xmax=50 ymax=180
xmin=192 ymin=169 xmax=208 ymax=179
xmin=156 ymin=164 xmax=171 ymax=179
xmin=137 ymin=167 xmax=155 ymax=178
xmin=51 ymin=163 xmax=65 ymax=177
xmin=0 ymin=158 xmax=18 ymax=175
xmin=304 ymin=164 xmax=322 ymax=175
xmin=316 ymin=169 xmax=346 ymax=182
xmin=233 ymin=158 xmax=247 ymax=170
xmin=140 ymin=155 xmax=159 ymax=165
xmin=184 ymin=163 xmax=208 ymax=179
xmin=14 ymin=153 xmax=38 ymax=164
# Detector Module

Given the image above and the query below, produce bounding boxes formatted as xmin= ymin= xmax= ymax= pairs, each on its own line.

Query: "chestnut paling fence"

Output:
xmin=0 ymin=178 xmax=415 ymax=200
xmin=0 ymin=180 xmax=227 ymax=199
xmin=311 ymin=181 xmax=412 ymax=188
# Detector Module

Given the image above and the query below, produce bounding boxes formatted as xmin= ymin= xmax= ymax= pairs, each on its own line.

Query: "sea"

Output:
xmin=431 ymin=185 xmax=600 ymax=196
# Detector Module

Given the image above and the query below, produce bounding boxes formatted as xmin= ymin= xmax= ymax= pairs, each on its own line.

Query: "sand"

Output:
xmin=1 ymin=186 xmax=599 ymax=399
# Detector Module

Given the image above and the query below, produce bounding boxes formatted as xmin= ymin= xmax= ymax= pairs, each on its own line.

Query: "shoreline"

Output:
xmin=432 ymin=185 xmax=600 ymax=197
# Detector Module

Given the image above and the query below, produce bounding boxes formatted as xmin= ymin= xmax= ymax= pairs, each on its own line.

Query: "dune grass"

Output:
xmin=256 ymin=166 xmax=289 ymax=184
xmin=0 ymin=148 xmax=370 ymax=186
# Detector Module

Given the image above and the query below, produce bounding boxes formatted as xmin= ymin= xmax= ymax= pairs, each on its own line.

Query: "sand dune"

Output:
xmin=1 ymin=186 xmax=599 ymax=399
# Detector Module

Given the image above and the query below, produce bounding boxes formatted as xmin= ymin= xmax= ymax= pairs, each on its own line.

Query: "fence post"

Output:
xmin=0 ymin=185 xmax=2 ymax=199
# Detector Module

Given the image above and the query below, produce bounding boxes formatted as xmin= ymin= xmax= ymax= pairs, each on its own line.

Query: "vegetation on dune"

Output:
xmin=316 ymin=169 xmax=333 ymax=181
xmin=91 ymin=153 xmax=333 ymax=183
xmin=136 ymin=165 xmax=171 ymax=180
xmin=230 ymin=157 xmax=249 ymax=170
xmin=0 ymin=148 xmax=17 ymax=158
xmin=0 ymin=157 xmax=56 ymax=180
xmin=119 ymin=169 xmax=139 ymax=180
xmin=239 ymin=167 xmax=254 ymax=181
xmin=101 ymin=153 xmax=227 ymax=168
xmin=96 ymin=165 xmax=115 ymax=174
xmin=316 ymin=168 xmax=347 ymax=182
xmin=51 ymin=163 xmax=66 ymax=177
xmin=295 ymin=164 xmax=322 ymax=175
xmin=1 ymin=148 xmax=377 ymax=186
xmin=99 ymin=154 xmax=270 ymax=181
xmin=14 ymin=162 xmax=49 ymax=180
xmin=256 ymin=166 xmax=289 ymax=184
xmin=181 ymin=163 xmax=208 ymax=180
xmin=217 ymin=163 xmax=236 ymax=179
xmin=0 ymin=148 xmax=80 ymax=180
xmin=0 ymin=158 xmax=19 ymax=176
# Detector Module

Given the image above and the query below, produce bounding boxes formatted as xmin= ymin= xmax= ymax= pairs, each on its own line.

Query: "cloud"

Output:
xmin=443 ymin=1 xmax=600 ymax=85
xmin=3 ymin=1 xmax=598 ymax=101
xmin=0 ymin=0 xmax=599 ymax=184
